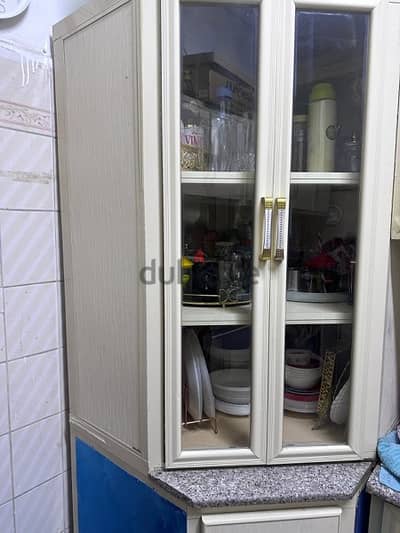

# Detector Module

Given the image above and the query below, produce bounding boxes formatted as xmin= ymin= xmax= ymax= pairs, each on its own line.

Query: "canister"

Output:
xmin=307 ymin=83 xmax=337 ymax=172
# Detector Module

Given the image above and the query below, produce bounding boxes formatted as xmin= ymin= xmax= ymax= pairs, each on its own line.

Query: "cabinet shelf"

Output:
xmin=181 ymin=171 xmax=255 ymax=184
xmin=182 ymin=301 xmax=353 ymax=326
xmin=286 ymin=301 xmax=353 ymax=325
xmin=291 ymin=172 xmax=360 ymax=185
xmin=182 ymin=304 xmax=251 ymax=326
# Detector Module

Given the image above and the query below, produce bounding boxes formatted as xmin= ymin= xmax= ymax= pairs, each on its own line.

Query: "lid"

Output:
xmin=309 ymin=82 xmax=336 ymax=102
xmin=293 ymin=114 xmax=307 ymax=123
xmin=216 ymin=86 xmax=233 ymax=99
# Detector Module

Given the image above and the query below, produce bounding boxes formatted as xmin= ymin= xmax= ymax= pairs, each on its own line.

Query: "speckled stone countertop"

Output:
xmin=367 ymin=465 xmax=400 ymax=508
xmin=150 ymin=461 xmax=373 ymax=509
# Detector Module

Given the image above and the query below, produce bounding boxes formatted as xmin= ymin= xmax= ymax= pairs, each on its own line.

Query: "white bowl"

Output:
xmin=210 ymin=344 xmax=250 ymax=370
xmin=285 ymin=356 xmax=322 ymax=390
xmin=285 ymin=349 xmax=312 ymax=367
xmin=215 ymin=398 xmax=250 ymax=416
xmin=210 ymin=369 xmax=250 ymax=404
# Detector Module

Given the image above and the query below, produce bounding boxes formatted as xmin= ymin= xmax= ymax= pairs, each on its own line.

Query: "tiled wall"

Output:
xmin=0 ymin=2 xmax=86 ymax=532
xmin=0 ymin=44 xmax=68 ymax=533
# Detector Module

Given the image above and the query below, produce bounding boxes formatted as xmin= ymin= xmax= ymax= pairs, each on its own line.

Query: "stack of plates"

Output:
xmin=210 ymin=369 xmax=251 ymax=416
xmin=284 ymin=386 xmax=319 ymax=414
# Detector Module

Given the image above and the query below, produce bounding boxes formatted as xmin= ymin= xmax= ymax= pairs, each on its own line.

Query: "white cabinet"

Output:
xmin=53 ymin=0 xmax=400 ymax=474
xmin=369 ymin=498 xmax=400 ymax=533
xmin=201 ymin=509 xmax=342 ymax=533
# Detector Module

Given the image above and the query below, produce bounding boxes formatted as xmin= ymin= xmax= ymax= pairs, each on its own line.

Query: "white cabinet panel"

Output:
xmin=202 ymin=508 xmax=341 ymax=533
xmin=381 ymin=503 xmax=400 ymax=533
xmin=58 ymin=1 xmax=144 ymax=452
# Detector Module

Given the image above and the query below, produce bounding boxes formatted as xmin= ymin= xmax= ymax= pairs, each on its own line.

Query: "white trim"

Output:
xmin=270 ymin=444 xmax=361 ymax=463
xmin=162 ymin=0 xmax=182 ymax=468
xmin=294 ymin=0 xmax=379 ymax=9
xmin=266 ymin=0 xmax=296 ymax=464
xmin=348 ymin=0 xmax=400 ymax=457
xmin=202 ymin=507 xmax=342 ymax=526
xmin=291 ymin=172 xmax=359 ymax=185
xmin=267 ymin=0 xmax=400 ymax=463
xmin=162 ymin=0 xmax=275 ymax=468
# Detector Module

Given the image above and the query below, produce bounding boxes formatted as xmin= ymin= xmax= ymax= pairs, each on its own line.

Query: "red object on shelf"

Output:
xmin=193 ymin=249 xmax=206 ymax=263
xmin=305 ymin=253 xmax=336 ymax=270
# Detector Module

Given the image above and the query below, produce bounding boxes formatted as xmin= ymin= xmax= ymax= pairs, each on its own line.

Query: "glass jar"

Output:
xmin=181 ymin=96 xmax=209 ymax=171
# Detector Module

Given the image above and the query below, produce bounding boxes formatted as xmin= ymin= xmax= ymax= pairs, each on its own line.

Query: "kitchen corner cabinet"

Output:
xmin=54 ymin=0 xmax=400 ymax=478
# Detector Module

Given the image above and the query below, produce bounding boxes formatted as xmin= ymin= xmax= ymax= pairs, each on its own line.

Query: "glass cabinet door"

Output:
xmin=276 ymin=7 xmax=370 ymax=455
xmin=165 ymin=0 xmax=273 ymax=466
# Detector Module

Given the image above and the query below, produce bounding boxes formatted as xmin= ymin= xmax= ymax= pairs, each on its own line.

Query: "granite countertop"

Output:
xmin=150 ymin=461 xmax=373 ymax=509
xmin=367 ymin=465 xmax=400 ymax=508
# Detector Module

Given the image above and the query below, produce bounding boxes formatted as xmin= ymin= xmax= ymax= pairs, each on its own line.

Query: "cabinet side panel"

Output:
xmin=58 ymin=2 xmax=145 ymax=451
xmin=392 ymin=90 xmax=400 ymax=239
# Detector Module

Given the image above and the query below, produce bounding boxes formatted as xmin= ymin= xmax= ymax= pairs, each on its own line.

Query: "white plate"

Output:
xmin=287 ymin=290 xmax=348 ymax=303
xmin=210 ymin=369 xmax=251 ymax=405
xmin=186 ymin=329 xmax=215 ymax=418
xmin=182 ymin=329 xmax=203 ymax=421
xmin=0 ymin=0 xmax=30 ymax=19
xmin=215 ymin=398 xmax=250 ymax=416
xmin=284 ymin=397 xmax=318 ymax=414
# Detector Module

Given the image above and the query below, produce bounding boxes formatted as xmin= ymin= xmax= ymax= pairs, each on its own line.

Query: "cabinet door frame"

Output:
xmin=162 ymin=0 xmax=277 ymax=468
xmin=267 ymin=0 xmax=400 ymax=463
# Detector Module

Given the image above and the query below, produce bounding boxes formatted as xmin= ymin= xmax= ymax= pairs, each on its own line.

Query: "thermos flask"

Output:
xmin=307 ymin=82 xmax=337 ymax=172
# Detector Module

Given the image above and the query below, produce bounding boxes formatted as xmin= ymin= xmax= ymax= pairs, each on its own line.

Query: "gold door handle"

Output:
xmin=259 ymin=197 xmax=273 ymax=261
xmin=274 ymin=197 xmax=287 ymax=262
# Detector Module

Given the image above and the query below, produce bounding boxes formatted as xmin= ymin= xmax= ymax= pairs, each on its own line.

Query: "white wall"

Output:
xmin=0 ymin=2 xmax=86 ymax=533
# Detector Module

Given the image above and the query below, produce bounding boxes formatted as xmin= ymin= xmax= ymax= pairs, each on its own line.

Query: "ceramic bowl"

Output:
xmin=210 ymin=369 xmax=250 ymax=404
xmin=284 ymin=355 xmax=322 ymax=390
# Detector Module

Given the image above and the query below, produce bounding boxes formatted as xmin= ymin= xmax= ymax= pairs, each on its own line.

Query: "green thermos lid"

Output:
xmin=309 ymin=82 xmax=336 ymax=102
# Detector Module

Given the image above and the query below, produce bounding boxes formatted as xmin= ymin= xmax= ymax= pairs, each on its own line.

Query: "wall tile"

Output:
xmin=0 ymin=128 xmax=55 ymax=211
xmin=12 ymin=415 xmax=63 ymax=496
xmin=0 ymin=315 xmax=6 ymax=362
xmin=0 ymin=211 xmax=58 ymax=286
xmin=0 ymin=46 xmax=53 ymax=136
xmin=0 ymin=434 xmax=12 ymax=505
xmin=0 ymin=501 xmax=14 ymax=533
xmin=0 ymin=363 xmax=9 ymax=435
xmin=8 ymin=350 xmax=61 ymax=430
xmin=15 ymin=475 xmax=64 ymax=533
xmin=4 ymin=283 xmax=62 ymax=360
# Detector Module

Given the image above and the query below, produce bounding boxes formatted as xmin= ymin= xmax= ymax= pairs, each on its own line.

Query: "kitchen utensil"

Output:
xmin=287 ymin=269 xmax=300 ymax=291
xmin=292 ymin=114 xmax=307 ymax=171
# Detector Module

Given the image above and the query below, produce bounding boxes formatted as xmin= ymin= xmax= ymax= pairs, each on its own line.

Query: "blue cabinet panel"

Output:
xmin=76 ymin=439 xmax=187 ymax=533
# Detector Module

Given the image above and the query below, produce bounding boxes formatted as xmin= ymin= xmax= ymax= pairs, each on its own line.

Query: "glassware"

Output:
xmin=181 ymin=96 xmax=209 ymax=171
